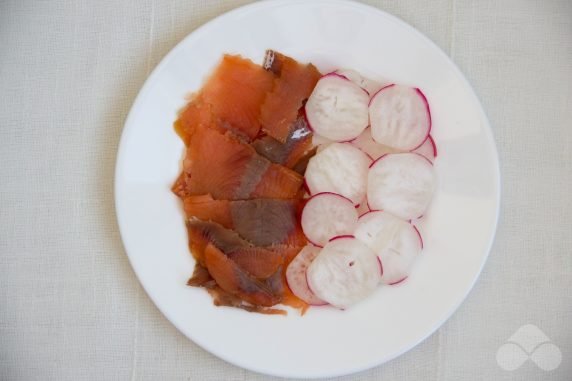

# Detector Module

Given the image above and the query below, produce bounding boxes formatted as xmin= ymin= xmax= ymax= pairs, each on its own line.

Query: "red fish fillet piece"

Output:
xmin=186 ymin=220 xmax=288 ymax=279
xmin=183 ymin=195 xmax=306 ymax=247
xmin=252 ymin=114 xmax=314 ymax=170
xmin=204 ymin=243 xmax=281 ymax=307
xmin=260 ymin=51 xmax=321 ymax=143
xmin=182 ymin=126 xmax=303 ymax=200
xmin=187 ymin=264 xmax=287 ymax=314
xmin=200 ymin=55 xmax=275 ymax=140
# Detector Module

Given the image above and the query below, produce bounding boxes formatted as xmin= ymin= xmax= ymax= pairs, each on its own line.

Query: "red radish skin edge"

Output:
xmin=413 ymin=225 xmax=424 ymax=249
xmin=428 ymin=135 xmax=438 ymax=157
xmin=358 ymin=209 xmax=383 ymax=219
xmin=302 ymin=269 xmax=328 ymax=307
xmin=306 ymin=239 xmax=324 ymax=248
xmin=328 ymin=234 xmax=355 ymax=242
xmin=304 ymin=191 xmax=355 ymax=206
xmin=324 ymin=71 xmax=371 ymax=97
xmin=389 ymin=277 xmax=408 ymax=286
xmin=323 ymin=71 xmax=350 ymax=81
xmin=407 ymin=88 xmax=432 ymax=151
xmin=368 ymin=83 xmax=396 ymax=107
xmin=368 ymin=153 xmax=390 ymax=169
xmin=302 ymin=107 xmax=314 ymax=132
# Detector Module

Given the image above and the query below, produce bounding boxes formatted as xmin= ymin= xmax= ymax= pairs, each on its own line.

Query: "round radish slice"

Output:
xmin=286 ymin=245 xmax=326 ymax=305
xmin=301 ymin=192 xmax=358 ymax=247
xmin=306 ymin=237 xmax=380 ymax=308
xmin=368 ymin=153 xmax=435 ymax=220
xmin=305 ymin=143 xmax=371 ymax=205
xmin=334 ymin=69 xmax=380 ymax=96
xmin=354 ymin=211 xmax=422 ymax=285
xmin=412 ymin=135 xmax=437 ymax=163
xmin=351 ymin=127 xmax=399 ymax=160
xmin=369 ymin=85 xmax=431 ymax=150
xmin=305 ymin=74 xmax=369 ymax=141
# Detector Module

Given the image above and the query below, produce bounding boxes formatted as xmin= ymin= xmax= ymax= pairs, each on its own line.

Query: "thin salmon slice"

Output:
xmin=181 ymin=125 xmax=303 ymax=200
xmin=260 ymin=51 xmax=321 ymax=142
xmin=187 ymin=264 xmax=286 ymax=314
xmin=204 ymin=243 xmax=281 ymax=307
xmin=200 ymin=55 xmax=275 ymax=140
xmin=252 ymin=114 xmax=314 ymax=170
xmin=184 ymin=195 xmax=306 ymax=247
xmin=187 ymin=220 xmax=289 ymax=279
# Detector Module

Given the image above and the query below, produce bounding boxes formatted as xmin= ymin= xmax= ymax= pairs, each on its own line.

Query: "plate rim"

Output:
xmin=114 ymin=0 xmax=501 ymax=377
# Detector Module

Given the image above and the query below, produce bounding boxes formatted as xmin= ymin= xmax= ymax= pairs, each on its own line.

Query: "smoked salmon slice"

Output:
xmin=181 ymin=125 xmax=303 ymax=200
xmin=252 ymin=114 xmax=314 ymax=170
xmin=186 ymin=220 xmax=297 ymax=279
xmin=200 ymin=55 xmax=275 ymax=140
xmin=184 ymin=195 xmax=306 ymax=247
xmin=173 ymin=51 xmax=320 ymax=314
xmin=204 ymin=243 xmax=281 ymax=307
xmin=260 ymin=51 xmax=321 ymax=143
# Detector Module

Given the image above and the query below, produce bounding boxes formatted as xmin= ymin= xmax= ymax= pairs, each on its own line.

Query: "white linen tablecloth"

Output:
xmin=1 ymin=1 xmax=571 ymax=380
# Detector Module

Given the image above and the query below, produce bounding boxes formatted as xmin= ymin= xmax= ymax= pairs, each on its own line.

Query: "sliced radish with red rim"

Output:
xmin=301 ymin=192 xmax=359 ymax=247
xmin=368 ymin=153 xmax=436 ymax=220
xmin=354 ymin=211 xmax=422 ymax=285
xmin=306 ymin=236 xmax=380 ymax=308
xmin=305 ymin=143 xmax=371 ymax=205
xmin=369 ymin=85 xmax=431 ymax=150
xmin=305 ymin=74 xmax=369 ymax=141
xmin=286 ymin=245 xmax=326 ymax=305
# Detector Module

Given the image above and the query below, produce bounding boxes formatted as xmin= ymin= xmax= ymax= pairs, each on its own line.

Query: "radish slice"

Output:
xmin=351 ymin=127 xmax=399 ymax=160
xmin=334 ymin=69 xmax=380 ymax=96
xmin=305 ymin=143 xmax=371 ymax=205
xmin=354 ymin=211 xmax=422 ymax=285
xmin=305 ymin=74 xmax=369 ymax=141
xmin=412 ymin=135 xmax=437 ymax=162
xmin=369 ymin=85 xmax=431 ymax=150
xmin=286 ymin=245 xmax=326 ymax=305
xmin=368 ymin=153 xmax=436 ymax=220
xmin=306 ymin=237 xmax=380 ymax=308
xmin=301 ymin=192 xmax=359 ymax=247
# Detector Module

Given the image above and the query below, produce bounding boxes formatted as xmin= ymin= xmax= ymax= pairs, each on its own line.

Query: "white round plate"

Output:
xmin=115 ymin=0 xmax=500 ymax=378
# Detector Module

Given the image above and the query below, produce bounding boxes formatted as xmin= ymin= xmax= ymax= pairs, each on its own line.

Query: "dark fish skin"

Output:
xmin=230 ymin=199 xmax=299 ymax=247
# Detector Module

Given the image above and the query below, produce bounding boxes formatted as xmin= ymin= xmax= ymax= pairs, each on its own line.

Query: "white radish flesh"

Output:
xmin=334 ymin=69 xmax=381 ymax=96
xmin=351 ymin=127 xmax=399 ymax=160
xmin=412 ymin=135 xmax=437 ymax=163
xmin=354 ymin=211 xmax=422 ymax=285
xmin=306 ymin=237 xmax=380 ymax=308
xmin=301 ymin=192 xmax=359 ymax=247
xmin=286 ymin=245 xmax=326 ymax=305
xmin=369 ymin=85 xmax=431 ymax=150
xmin=368 ymin=153 xmax=436 ymax=220
xmin=305 ymin=74 xmax=369 ymax=141
xmin=305 ymin=143 xmax=371 ymax=205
